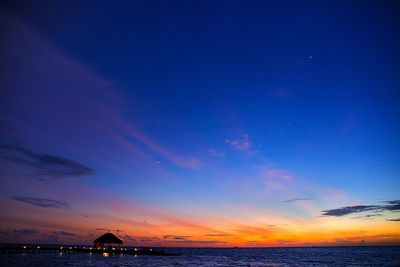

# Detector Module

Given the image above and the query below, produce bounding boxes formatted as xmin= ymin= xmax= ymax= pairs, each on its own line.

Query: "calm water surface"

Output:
xmin=1 ymin=247 xmax=399 ymax=267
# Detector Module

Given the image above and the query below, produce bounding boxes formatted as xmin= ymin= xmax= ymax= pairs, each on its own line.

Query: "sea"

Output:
xmin=1 ymin=246 xmax=399 ymax=266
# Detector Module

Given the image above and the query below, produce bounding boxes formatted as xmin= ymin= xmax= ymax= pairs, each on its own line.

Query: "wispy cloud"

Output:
xmin=124 ymin=235 xmax=136 ymax=241
xmin=383 ymin=200 xmax=400 ymax=210
xmin=387 ymin=218 xmax=400 ymax=222
xmin=352 ymin=214 xmax=382 ymax=219
xmin=139 ymin=235 xmax=224 ymax=244
xmin=172 ymin=240 xmax=225 ymax=245
xmin=0 ymin=230 xmax=9 ymax=236
xmin=139 ymin=236 xmax=160 ymax=242
xmin=13 ymin=228 xmax=39 ymax=235
xmin=206 ymin=233 xmax=230 ymax=237
xmin=163 ymin=235 xmax=190 ymax=240
xmin=283 ymin=198 xmax=311 ymax=203
xmin=0 ymin=12 xmax=202 ymax=172
xmin=0 ymin=143 xmax=95 ymax=179
xmin=263 ymin=168 xmax=293 ymax=182
xmin=322 ymin=205 xmax=380 ymax=217
xmin=207 ymin=149 xmax=224 ymax=158
xmin=117 ymin=121 xmax=203 ymax=169
xmin=55 ymin=231 xmax=75 ymax=237
xmin=13 ymin=196 xmax=69 ymax=209
xmin=322 ymin=200 xmax=400 ymax=217
xmin=225 ymin=134 xmax=251 ymax=151
xmin=256 ymin=165 xmax=295 ymax=197
xmin=276 ymin=239 xmax=294 ymax=243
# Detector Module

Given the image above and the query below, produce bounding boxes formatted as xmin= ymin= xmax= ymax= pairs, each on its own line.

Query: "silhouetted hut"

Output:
xmin=93 ymin=232 xmax=123 ymax=248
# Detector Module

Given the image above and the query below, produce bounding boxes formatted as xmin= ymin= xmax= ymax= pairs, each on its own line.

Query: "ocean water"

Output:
xmin=1 ymin=247 xmax=399 ymax=267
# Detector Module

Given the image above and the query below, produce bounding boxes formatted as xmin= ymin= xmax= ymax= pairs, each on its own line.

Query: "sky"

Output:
xmin=0 ymin=0 xmax=399 ymax=247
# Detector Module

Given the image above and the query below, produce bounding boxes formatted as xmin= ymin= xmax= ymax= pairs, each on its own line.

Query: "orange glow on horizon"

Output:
xmin=1 ymin=197 xmax=399 ymax=247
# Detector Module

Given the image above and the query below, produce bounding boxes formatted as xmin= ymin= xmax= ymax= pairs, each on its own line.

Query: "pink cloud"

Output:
xmin=263 ymin=168 xmax=293 ymax=181
xmin=225 ymin=134 xmax=251 ymax=151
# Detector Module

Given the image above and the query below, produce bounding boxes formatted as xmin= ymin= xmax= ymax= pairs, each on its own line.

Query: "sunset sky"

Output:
xmin=0 ymin=0 xmax=399 ymax=247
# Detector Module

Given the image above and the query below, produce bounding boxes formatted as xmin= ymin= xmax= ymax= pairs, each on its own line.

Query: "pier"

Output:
xmin=0 ymin=245 xmax=180 ymax=256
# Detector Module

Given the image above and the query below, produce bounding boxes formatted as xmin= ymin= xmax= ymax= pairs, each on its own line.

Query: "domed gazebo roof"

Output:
xmin=94 ymin=232 xmax=123 ymax=244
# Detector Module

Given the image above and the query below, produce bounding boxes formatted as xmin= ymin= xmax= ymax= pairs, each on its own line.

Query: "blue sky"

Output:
xmin=0 ymin=0 xmax=399 ymax=246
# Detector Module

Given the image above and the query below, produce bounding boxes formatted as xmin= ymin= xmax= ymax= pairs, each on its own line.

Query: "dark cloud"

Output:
xmin=322 ymin=200 xmax=400 ymax=217
xmin=13 ymin=196 xmax=69 ymax=209
xmin=32 ymin=231 xmax=76 ymax=243
xmin=0 ymin=143 xmax=95 ymax=179
xmin=55 ymin=231 xmax=75 ymax=237
xmin=387 ymin=218 xmax=400 ymax=222
xmin=140 ymin=236 xmax=160 ymax=242
xmin=352 ymin=214 xmax=382 ymax=219
xmin=382 ymin=200 xmax=400 ymax=211
xmin=40 ymin=233 xmax=58 ymax=243
xmin=0 ymin=230 xmax=9 ymax=235
xmin=13 ymin=228 xmax=39 ymax=235
xmin=322 ymin=205 xmax=378 ymax=216
xmin=124 ymin=235 xmax=136 ymax=241
xmin=384 ymin=200 xmax=400 ymax=205
xmin=174 ymin=240 xmax=225 ymax=244
xmin=160 ymin=235 xmax=225 ymax=244
xmin=283 ymin=198 xmax=312 ymax=203
xmin=163 ymin=235 xmax=190 ymax=240
xmin=206 ymin=233 xmax=230 ymax=237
